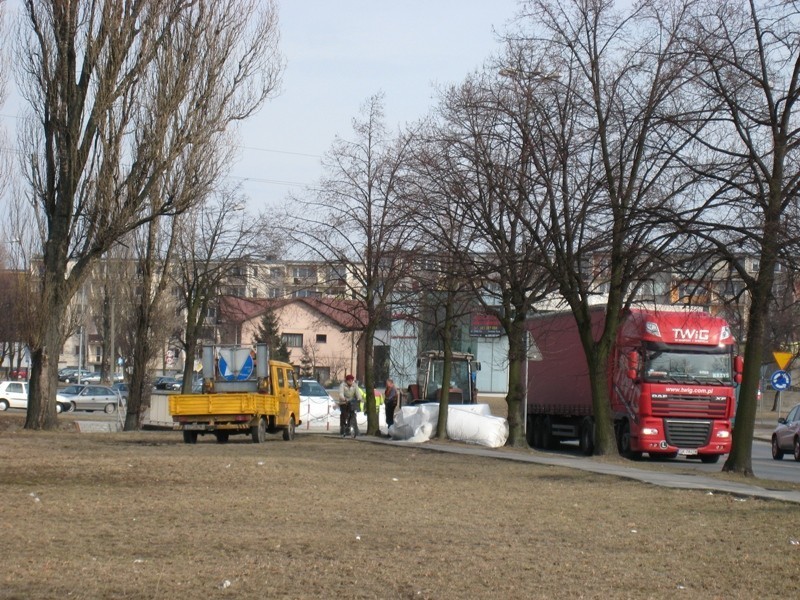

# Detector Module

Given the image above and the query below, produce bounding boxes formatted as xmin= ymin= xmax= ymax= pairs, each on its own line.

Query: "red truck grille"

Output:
xmin=664 ymin=419 xmax=712 ymax=448
xmin=650 ymin=394 xmax=728 ymax=419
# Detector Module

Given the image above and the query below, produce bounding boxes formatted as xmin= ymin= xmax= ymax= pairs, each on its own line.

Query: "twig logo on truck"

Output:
xmin=672 ymin=328 xmax=710 ymax=342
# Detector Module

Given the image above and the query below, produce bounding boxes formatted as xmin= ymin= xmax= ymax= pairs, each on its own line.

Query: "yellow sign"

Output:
xmin=773 ymin=352 xmax=793 ymax=370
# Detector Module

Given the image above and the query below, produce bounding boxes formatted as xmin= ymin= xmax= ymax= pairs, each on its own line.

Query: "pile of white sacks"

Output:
xmin=390 ymin=403 xmax=508 ymax=448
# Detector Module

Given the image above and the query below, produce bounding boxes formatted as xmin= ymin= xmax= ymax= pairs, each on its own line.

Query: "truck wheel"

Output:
xmin=183 ymin=430 xmax=198 ymax=444
xmin=578 ymin=417 xmax=594 ymax=456
xmin=215 ymin=432 xmax=229 ymax=444
xmin=619 ymin=421 xmax=642 ymax=460
xmin=542 ymin=416 xmax=556 ymax=450
xmin=525 ymin=417 xmax=536 ymax=447
xmin=251 ymin=417 xmax=267 ymax=443
xmin=282 ymin=416 xmax=296 ymax=441
xmin=772 ymin=436 xmax=784 ymax=460
xmin=699 ymin=454 xmax=720 ymax=464
xmin=532 ymin=417 xmax=544 ymax=449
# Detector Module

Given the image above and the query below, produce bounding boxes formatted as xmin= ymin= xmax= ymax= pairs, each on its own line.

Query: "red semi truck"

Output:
xmin=525 ymin=306 xmax=741 ymax=462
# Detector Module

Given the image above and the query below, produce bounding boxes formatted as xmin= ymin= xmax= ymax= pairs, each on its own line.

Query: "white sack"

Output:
xmin=391 ymin=403 xmax=508 ymax=448
xmin=446 ymin=406 xmax=509 ymax=448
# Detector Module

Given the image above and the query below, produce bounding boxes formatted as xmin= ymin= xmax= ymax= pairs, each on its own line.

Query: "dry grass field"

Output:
xmin=1 ymin=411 xmax=799 ymax=599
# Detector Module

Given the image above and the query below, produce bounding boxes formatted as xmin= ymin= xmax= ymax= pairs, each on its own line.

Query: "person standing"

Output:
xmin=383 ymin=378 xmax=399 ymax=435
xmin=338 ymin=374 xmax=363 ymax=437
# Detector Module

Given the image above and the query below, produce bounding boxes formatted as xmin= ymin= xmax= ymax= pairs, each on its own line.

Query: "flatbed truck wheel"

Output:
xmin=699 ymin=454 xmax=720 ymax=464
xmin=251 ymin=417 xmax=267 ymax=443
xmin=282 ymin=416 xmax=296 ymax=441
xmin=183 ymin=430 xmax=198 ymax=444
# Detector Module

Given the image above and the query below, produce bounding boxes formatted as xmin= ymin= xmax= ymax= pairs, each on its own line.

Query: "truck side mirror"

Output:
xmin=734 ymin=355 xmax=744 ymax=384
xmin=627 ymin=351 xmax=638 ymax=381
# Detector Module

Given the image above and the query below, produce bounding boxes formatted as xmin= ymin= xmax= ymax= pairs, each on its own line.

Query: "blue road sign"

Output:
xmin=771 ymin=370 xmax=791 ymax=391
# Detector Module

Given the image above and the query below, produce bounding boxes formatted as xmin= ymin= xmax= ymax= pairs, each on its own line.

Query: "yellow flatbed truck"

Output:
xmin=169 ymin=344 xmax=301 ymax=444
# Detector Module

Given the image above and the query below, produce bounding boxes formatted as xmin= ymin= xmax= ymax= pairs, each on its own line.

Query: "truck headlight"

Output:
xmin=642 ymin=427 xmax=659 ymax=435
xmin=715 ymin=430 xmax=730 ymax=438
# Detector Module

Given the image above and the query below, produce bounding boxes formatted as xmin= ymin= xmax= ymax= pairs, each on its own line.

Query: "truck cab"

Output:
xmin=407 ymin=350 xmax=480 ymax=405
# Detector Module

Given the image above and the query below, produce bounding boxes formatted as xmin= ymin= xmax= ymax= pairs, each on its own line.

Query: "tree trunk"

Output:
xmin=504 ymin=316 xmax=527 ymax=448
xmin=24 ymin=331 xmax=61 ymax=430
xmin=435 ymin=307 xmax=454 ymax=440
xmin=362 ymin=322 xmax=379 ymax=436
xmin=723 ymin=270 xmax=773 ymax=475
xmin=125 ymin=307 xmax=154 ymax=431
xmin=25 ymin=252 xmax=72 ymax=430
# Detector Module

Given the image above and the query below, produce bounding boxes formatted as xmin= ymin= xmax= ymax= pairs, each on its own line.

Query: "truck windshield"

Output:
xmin=644 ymin=350 xmax=732 ymax=383
xmin=427 ymin=360 xmax=472 ymax=398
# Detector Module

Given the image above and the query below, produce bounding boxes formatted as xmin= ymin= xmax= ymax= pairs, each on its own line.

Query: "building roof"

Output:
xmin=218 ymin=296 xmax=368 ymax=331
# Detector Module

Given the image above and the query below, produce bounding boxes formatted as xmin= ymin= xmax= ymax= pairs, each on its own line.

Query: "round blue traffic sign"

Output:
xmin=771 ymin=370 xmax=791 ymax=391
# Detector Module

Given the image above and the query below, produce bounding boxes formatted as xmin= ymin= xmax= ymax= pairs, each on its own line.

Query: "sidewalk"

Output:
xmin=359 ymin=434 xmax=800 ymax=505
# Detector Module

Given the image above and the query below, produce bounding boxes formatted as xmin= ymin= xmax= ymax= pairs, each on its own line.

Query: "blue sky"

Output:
xmin=0 ymin=1 xmax=522 ymax=210
xmin=232 ymin=0 xmax=521 ymax=207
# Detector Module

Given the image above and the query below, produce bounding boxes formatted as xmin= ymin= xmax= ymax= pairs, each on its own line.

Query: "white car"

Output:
xmin=298 ymin=379 xmax=336 ymax=429
xmin=0 ymin=380 xmax=29 ymax=411
xmin=0 ymin=381 xmax=71 ymax=413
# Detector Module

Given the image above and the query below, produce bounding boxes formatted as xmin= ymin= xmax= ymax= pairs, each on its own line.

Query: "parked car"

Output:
xmin=111 ymin=382 xmax=129 ymax=402
xmin=772 ymin=403 xmax=800 ymax=461
xmin=1 ymin=380 xmax=71 ymax=413
xmin=299 ymin=379 xmax=334 ymax=404
xmin=56 ymin=384 xmax=123 ymax=413
xmin=154 ymin=376 xmax=182 ymax=391
xmin=58 ymin=368 xmax=96 ymax=383
xmin=0 ymin=381 xmax=29 ymax=411
xmin=9 ymin=367 xmax=29 ymax=380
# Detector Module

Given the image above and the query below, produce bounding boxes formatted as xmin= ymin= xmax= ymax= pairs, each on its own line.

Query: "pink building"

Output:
xmin=217 ymin=296 xmax=367 ymax=385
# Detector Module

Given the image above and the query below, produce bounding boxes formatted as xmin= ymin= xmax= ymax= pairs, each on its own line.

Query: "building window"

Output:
xmin=293 ymin=266 xmax=316 ymax=279
xmin=251 ymin=288 xmax=258 ymax=298
xmin=269 ymin=288 xmax=284 ymax=298
xmin=282 ymin=333 xmax=303 ymax=348
xmin=316 ymin=334 xmax=327 ymax=344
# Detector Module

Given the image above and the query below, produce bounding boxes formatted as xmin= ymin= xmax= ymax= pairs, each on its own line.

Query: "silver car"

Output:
xmin=771 ymin=403 xmax=800 ymax=461
xmin=57 ymin=384 xmax=123 ymax=413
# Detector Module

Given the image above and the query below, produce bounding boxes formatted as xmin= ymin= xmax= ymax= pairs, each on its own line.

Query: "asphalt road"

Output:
xmin=551 ymin=436 xmax=800 ymax=484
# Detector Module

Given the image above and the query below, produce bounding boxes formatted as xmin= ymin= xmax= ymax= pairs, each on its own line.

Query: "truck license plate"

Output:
xmin=184 ymin=423 xmax=207 ymax=430
xmin=678 ymin=448 xmax=697 ymax=456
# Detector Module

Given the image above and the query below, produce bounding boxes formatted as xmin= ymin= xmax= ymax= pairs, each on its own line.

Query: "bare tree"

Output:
xmin=404 ymin=69 xmax=557 ymax=447
xmin=0 ymin=0 xmax=9 ymax=197
xmin=15 ymin=0 xmax=283 ymax=429
xmin=502 ymin=0 xmax=700 ymax=454
xmin=675 ymin=0 xmax=800 ymax=475
xmin=287 ymin=94 xmax=419 ymax=436
xmin=171 ymin=187 xmax=277 ymax=395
